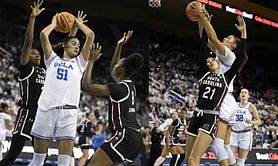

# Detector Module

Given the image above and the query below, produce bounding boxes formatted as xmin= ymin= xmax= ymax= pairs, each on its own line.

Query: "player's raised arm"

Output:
xmin=247 ymin=104 xmax=261 ymax=126
xmin=21 ymin=0 xmax=45 ymax=65
xmin=74 ymin=10 xmax=94 ymax=61
xmin=82 ymin=43 xmax=109 ymax=96
xmin=193 ymin=3 xmax=225 ymax=55
xmin=110 ymin=30 xmax=133 ymax=74
xmin=40 ymin=13 xmax=58 ymax=60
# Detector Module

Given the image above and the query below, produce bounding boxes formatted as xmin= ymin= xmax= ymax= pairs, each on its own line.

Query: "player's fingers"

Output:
xmin=82 ymin=14 xmax=87 ymax=20
xmin=83 ymin=20 xmax=88 ymax=23
xmin=77 ymin=10 xmax=80 ymax=17
xmin=99 ymin=45 xmax=102 ymax=51
xmin=80 ymin=10 xmax=83 ymax=17
xmin=40 ymin=8 xmax=45 ymax=12
xmin=30 ymin=5 xmax=34 ymax=10
xmin=39 ymin=0 xmax=43 ymax=7
xmin=235 ymin=24 xmax=239 ymax=29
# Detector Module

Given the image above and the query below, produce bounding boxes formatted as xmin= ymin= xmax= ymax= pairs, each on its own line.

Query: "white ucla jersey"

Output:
xmin=0 ymin=112 xmax=11 ymax=133
xmin=232 ymin=102 xmax=252 ymax=131
xmin=215 ymin=46 xmax=236 ymax=93
xmin=38 ymin=51 xmax=86 ymax=111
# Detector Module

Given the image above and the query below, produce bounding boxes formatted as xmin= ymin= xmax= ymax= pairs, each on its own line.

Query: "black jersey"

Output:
xmin=107 ymin=80 xmax=140 ymax=131
xmin=77 ymin=119 xmax=94 ymax=137
xmin=170 ymin=118 xmax=186 ymax=144
xmin=18 ymin=63 xmax=45 ymax=108
xmin=197 ymin=72 xmax=228 ymax=110
xmin=197 ymin=33 xmax=248 ymax=111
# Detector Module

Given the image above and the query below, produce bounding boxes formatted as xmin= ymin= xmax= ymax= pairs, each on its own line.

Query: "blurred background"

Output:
xmin=0 ymin=0 xmax=277 ymax=165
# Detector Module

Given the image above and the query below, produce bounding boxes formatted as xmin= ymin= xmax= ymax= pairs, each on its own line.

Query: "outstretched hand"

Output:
xmin=76 ymin=10 xmax=88 ymax=25
xmin=31 ymin=0 xmax=45 ymax=17
xmin=117 ymin=30 xmax=133 ymax=46
xmin=89 ymin=42 xmax=102 ymax=61
xmin=235 ymin=16 xmax=246 ymax=33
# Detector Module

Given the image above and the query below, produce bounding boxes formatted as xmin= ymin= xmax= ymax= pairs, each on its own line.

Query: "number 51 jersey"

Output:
xmin=38 ymin=51 xmax=86 ymax=111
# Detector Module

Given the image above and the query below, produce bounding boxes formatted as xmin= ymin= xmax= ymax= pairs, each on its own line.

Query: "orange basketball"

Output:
xmin=56 ymin=12 xmax=76 ymax=33
xmin=186 ymin=1 xmax=200 ymax=22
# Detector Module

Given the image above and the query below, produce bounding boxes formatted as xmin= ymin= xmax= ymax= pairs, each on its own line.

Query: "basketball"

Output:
xmin=56 ymin=12 xmax=76 ymax=33
xmin=186 ymin=1 xmax=200 ymax=21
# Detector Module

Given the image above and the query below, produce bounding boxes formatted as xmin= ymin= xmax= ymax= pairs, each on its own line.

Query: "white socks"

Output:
xmin=237 ymin=158 xmax=245 ymax=166
xmin=224 ymin=144 xmax=236 ymax=165
xmin=58 ymin=154 xmax=71 ymax=166
xmin=154 ymin=156 xmax=165 ymax=166
xmin=28 ymin=153 xmax=47 ymax=166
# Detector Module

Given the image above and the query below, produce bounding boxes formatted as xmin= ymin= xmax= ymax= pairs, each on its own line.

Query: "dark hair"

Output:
xmin=52 ymin=36 xmax=78 ymax=57
xmin=123 ymin=53 xmax=144 ymax=78
xmin=0 ymin=103 xmax=8 ymax=111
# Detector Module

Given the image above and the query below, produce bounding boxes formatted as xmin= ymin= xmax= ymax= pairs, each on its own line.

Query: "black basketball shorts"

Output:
xmin=13 ymin=107 xmax=37 ymax=140
xmin=100 ymin=128 xmax=143 ymax=163
xmin=187 ymin=111 xmax=219 ymax=138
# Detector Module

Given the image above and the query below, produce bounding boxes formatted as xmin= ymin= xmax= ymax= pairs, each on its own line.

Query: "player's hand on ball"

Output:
xmin=117 ymin=30 xmax=133 ymax=46
xmin=31 ymin=0 xmax=45 ymax=17
xmin=89 ymin=42 xmax=102 ymax=61
xmin=52 ymin=13 xmax=58 ymax=28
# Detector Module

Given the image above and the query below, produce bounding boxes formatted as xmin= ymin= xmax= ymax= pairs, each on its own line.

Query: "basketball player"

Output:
xmin=77 ymin=111 xmax=95 ymax=166
xmin=185 ymin=9 xmax=248 ymax=166
xmin=0 ymin=103 xmax=14 ymax=161
xmin=166 ymin=110 xmax=186 ymax=166
xmin=192 ymin=3 xmax=247 ymax=166
xmin=154 ymin=111 xmax=179 ymax=166
xmin=82 ymin=31 xmax=144 ymax=166
xmin=28 ymin=11 xmax=94 ymax=166
xmin=230 ymin=88 xmax=261 ymax=166
xmin=0 ymin=1 xmax=45 ymax=165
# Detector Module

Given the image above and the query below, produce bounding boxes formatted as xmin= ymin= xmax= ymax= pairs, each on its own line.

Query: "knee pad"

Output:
xmin=212 ymin=138 xmax=228 ymax=162
xmin=224 ymin=144 xmax=236 ymax=165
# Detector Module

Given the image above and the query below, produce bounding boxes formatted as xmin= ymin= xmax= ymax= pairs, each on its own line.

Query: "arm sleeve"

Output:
xmin=198 ymin=32 xmax=210 ymax=78
xmin=225 ymin=39 xmax=247 ymax=83
xmin=107 ymin=83 xmax=128 ymax=101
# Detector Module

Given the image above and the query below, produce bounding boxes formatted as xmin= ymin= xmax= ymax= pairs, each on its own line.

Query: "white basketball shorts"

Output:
xmin=230 ymin=130 xmax=253 ymax=151
xmin=31 ymin=107 xmax=78 ymax=141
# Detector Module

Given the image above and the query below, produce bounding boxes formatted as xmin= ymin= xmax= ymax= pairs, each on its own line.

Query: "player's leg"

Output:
xmin=185 ymin=135 xmax=196 ymax=163
xmin=154 ymin=141 xmax=170 ymax=166
xmin=212 ymin=119 xmax=229 ymax=166
xmin=224 ymin=126 xmax=236 ymax=166
xmin=169 ymin=146 xmax=178 ymax=166
xmin=237 ymin=149 xmax=249 ymax=166
xmin=188 ymin=130 xmax=213 ymax=166
xmin=79 ymin=148 xmax=89 ymax=166
xmin=57 ymin=139 xmax=74 ymax=166
xmin=0 ymin=134 xmax=27 ymax=166
xmin=237 ymin=132 xmax=252 ymax=166
xmin=28 ymin=137 xmax=49 ymax=166
xmin=176 ymin=145 xmax=185 ymax=166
